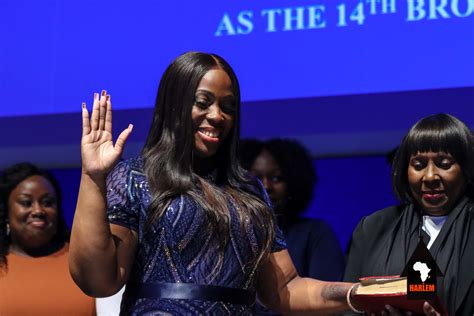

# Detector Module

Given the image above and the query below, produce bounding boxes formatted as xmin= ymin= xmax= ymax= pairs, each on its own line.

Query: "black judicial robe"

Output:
xmin=344 ymin=197 xmax=474 ymax=315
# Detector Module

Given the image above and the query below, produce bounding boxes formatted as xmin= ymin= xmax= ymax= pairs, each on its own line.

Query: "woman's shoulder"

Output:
xmin=106 ymin=157 xmax=148 ymax=214
xmin=107 ymin=157 xmax=145 ymax=183
xmin=365 ymin=205 xmax=403 ymax=220
xmin=465 ymin=197 xmax=474 ymax=214
xmin=113 ymin=156 xmax=144 ymax=173
xmin=355 ymin=205 xmax=405 ymax=234
xmin=7 ymin=244 xmax=69 ymax=267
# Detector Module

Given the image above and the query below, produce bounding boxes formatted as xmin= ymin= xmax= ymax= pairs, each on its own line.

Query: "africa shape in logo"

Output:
xmin=412 ymin=261 xmax=431 ymax=282
xmin=401 ymin=240 xmax=442 ymax=300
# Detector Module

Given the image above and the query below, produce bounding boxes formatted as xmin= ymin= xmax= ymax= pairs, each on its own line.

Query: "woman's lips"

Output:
xmin=28 ymin=219 xmax=48 ymax=228
xmin=198 ymin=129 xmax=221 ymax=144
xmin=422 ymin=192 xmax=444 ymax=201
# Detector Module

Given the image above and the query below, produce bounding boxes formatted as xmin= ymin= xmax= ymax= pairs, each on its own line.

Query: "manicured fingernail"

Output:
xmin=106 ymin=95 xmax=110 ymax=101
xmin=101 ymin=90 xmax=107 ymax=96
xmin=128 ymin=124 xmax=133 ymax=131
xmin=94 ymin=92 xmax=98 ymax=99
xmin=82 ymin=102 xmax=86 ymax=109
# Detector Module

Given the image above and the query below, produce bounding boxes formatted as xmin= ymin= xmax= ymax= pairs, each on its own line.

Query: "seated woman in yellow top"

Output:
xmin=0 ymin=162 xmax=95 ymax=315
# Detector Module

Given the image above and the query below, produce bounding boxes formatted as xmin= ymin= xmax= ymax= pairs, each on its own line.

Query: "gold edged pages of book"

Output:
xmin=356 ymin=276 xmax=406 ymax=294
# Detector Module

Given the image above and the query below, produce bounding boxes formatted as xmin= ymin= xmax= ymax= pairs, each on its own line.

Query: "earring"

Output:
xmin=5 ymin=223 xmax=10 ymax=236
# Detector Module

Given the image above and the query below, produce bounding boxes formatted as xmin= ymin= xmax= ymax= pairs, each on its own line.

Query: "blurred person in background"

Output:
xmin=239 ymin=138 xmax=345 ymax=281
xmin=0 ymin=162 xmax=95 ymax=315
xmin=240 ymin=138 xmax=345 ymax=315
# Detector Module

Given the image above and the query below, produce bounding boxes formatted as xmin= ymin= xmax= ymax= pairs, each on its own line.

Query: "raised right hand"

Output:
xmin=81 ymin=90 xmax=133 ymax=177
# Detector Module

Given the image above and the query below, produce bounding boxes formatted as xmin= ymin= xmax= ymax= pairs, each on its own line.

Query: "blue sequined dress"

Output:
xmin=106 ymin=157 xmax=287 ymax=315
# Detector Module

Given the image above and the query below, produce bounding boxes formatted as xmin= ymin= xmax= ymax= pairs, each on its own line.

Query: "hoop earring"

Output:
xmin=5 ymin=223 xmax=10 ymax=236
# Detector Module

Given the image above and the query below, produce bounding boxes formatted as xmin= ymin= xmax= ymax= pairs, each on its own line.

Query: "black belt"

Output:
xmin=126 ymin=282 xmax=256 ymax=306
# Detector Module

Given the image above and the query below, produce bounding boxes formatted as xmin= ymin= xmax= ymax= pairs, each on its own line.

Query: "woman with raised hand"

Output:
xmin=69 ymin=51 xmax=360 ymax=315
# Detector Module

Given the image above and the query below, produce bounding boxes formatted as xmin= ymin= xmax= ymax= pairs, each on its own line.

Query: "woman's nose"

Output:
xmin=206 ymin=104 xmax=224 ymax=122
xmin=423 ymin=162 xmax=440 ymax=183
xmin=31 ymin=202 xmax=46 ymax=215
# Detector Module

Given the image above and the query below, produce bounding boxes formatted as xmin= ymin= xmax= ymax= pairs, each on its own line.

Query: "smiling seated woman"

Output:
xmin=0 ymin=162 xmax=95 ymax=316
xmin=344 ymin=113 xmax=474 ymax=316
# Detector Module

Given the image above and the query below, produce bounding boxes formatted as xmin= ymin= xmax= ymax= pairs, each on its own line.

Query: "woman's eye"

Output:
xmin=271 ymin=175 xmax=284 ymax=183
xmin=194 ymin=101 xmax=207 ymax=108
xmin=19 ymin=200 xmax=32 ymax=207
xmin=194 ymin=96 xmax=211 ymax=109
xmin=412 ymin=161 xmax=425 ymax=171
xmin=42 ymin=198 xmax=57 ymax=208
xmin=220 ymin=102 xmax=236 ymax=114
xmin=438 ymin=159 xmax=454 ymax=169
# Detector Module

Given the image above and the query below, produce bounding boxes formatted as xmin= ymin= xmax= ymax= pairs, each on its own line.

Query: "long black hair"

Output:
xmin=0 ymin=162 xmax=70 ymax=270
xmin=392 ymin=113 xmax=474 ymax=203
xmin=142 ymin=52 xmax=275 ymax=277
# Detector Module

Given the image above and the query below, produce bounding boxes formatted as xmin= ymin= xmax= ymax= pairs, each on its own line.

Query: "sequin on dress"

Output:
xmin=106 ymin=157 xmax=287 ymax=315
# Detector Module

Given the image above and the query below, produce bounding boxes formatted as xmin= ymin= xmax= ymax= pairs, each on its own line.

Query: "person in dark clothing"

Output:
xmin=240 ymin=138 xmax=344 ymax=282
xmin=344 ymin=113 xmax=474 ymax=315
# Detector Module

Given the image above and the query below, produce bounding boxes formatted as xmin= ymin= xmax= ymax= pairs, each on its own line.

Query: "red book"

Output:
xmin=351 ymin=276 xmax=446 ymax=315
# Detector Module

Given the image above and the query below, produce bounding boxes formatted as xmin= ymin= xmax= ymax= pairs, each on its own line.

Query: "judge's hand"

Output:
xmin=377 ymin=305 xmax=412 ymax=316
xmin=81 ymin=90 xmax=132 ymax=178
xmin=378 ymin=302 xmax=441 ymax=316
xmin=422 ymin=302 xmax=441 ymax=316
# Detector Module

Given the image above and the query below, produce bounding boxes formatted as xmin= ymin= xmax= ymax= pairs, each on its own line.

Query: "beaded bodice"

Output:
xmin=106 ymin=157 xmax=286 ymax=315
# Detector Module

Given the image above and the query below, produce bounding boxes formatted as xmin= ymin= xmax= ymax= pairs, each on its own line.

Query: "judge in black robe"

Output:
xmin=344 ymin=114 xmax=474 ymax=316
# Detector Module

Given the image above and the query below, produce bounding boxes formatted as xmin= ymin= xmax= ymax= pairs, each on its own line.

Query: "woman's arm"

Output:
xmin=257 ymin=249 xmax=354 ymax=315
xmin=69 ymin=91 xmax=135 ymax=297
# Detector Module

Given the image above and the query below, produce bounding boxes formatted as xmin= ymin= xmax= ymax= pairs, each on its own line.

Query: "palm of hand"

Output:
xmin=82 ymin=129 xmax=120 ymax=174
xmin=81 ymin=91 xmax=132 ymax=177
